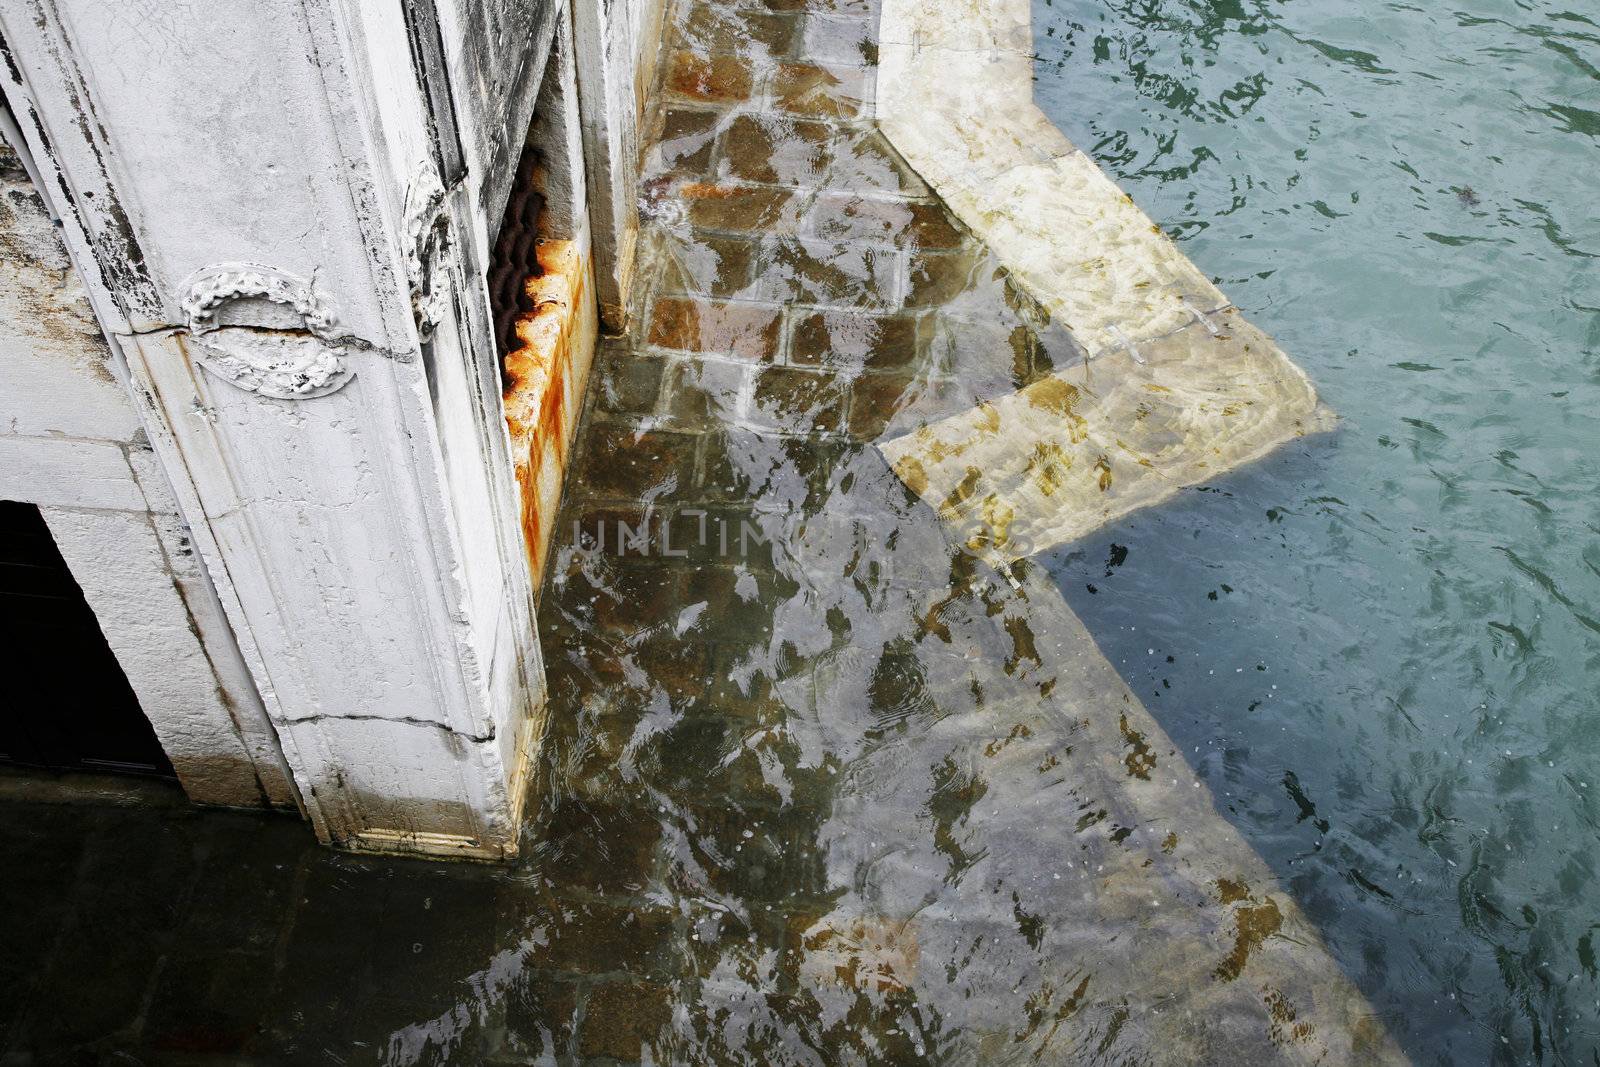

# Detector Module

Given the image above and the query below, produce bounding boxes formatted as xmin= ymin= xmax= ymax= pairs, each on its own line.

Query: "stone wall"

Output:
xmin=0 ymin=135 xmax=296 ymax=809
xmin=574 ymin=0 xmax=670 ymax=329
xmin=0 ymin=0 xmax=560 ymax=859
xmin=0 ymin=0 xmax=663 ymax=857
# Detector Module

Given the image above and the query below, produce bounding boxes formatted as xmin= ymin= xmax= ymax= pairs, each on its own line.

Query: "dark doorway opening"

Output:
xmin=0 ymin=500 xmax=173 ymax=777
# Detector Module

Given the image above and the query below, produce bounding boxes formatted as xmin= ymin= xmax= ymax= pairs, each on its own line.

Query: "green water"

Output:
xmin=1033 ymin=0 xmax=1600 ymax=1059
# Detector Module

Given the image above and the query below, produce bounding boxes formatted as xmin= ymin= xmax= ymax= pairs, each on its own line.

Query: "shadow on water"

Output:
xmin=1040 ymin=442 xmax=1494 ymax=1064
xmin=1045 ymin=430 xmax=1599 ymax=1067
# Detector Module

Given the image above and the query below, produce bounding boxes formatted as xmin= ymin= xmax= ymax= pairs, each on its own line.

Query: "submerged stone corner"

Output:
xmin=875 ymin=0 xmax=1337 ymax=565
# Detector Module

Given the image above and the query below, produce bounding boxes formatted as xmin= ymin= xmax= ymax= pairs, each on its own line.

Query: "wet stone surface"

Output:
xmin=0 ymin=0 xmax=1397 ymax=1064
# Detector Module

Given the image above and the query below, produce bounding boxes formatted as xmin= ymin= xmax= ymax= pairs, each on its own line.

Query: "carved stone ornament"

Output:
xmin=179 ymin=264 xmax=353 ymax=400
xmin=404 ymin=160 xmax=451 ymax=338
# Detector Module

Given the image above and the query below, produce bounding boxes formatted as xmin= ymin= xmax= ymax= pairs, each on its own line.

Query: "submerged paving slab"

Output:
xmin=885 ymin=309 xmax=1333 ymax=560
xmin=875 ymin=0 xmax=1334 ymax=562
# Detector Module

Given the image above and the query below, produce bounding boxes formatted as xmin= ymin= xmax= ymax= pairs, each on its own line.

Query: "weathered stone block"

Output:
xmin=846 ymin=371 xmax=920 ymax=439
xmin=578 ymin=979 xmax=674 ymax=1061
xmin=753 ymin=237 xmax=900 ymax=308
xmin=752 ymin=367 xmax=849 ymax=434
xmin=656 ymin=107 xmax=722 ymax=174
xmin=533 ymin=799 xmax=662 ymax=896
xmin=524 ymin=899 xmax=682 ymax=978
xmin=648 ymin=226 xmax=763 ymax=297
xmin=680 ymin=6 xmax=800 ymax=59
xmin=649 ymin=296 xmax=783 ymax=359
xmin=827 ymin=128 xmax=928 ymax=194
xmin=800 ymin=14 xmax=878 ymax=67
xmin=720 ymin=113 xmax=835 ymax=184
xmin=770 ymin=62 xmax=868 ymax=118
xmin=499 ymin=973 xmax=579 ymax=1062
xmin=789 ymin=308 xmax=922 ymax=373
xmin=595 ymin=349 xmax=667 ymax=416
xmin=661 ymin=357 xmax=752 ymax=430
xmin=682 ymin=182 xmax=801 ymax=232
xmin=666 ymin=50 xmax=756 ymax=103
xmin=575 ymin=425 xmax=699 ymax=500
xmin=805 ymin=192 xmax=964 ymax=249
xmin=901 ymin=246 xmax=993 ymax=309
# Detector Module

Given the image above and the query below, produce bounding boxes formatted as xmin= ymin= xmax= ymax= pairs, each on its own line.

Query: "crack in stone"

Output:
xmin=281 ymin=713 xmax=496 ymax=744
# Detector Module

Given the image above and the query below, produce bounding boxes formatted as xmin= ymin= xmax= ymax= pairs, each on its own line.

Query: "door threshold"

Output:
xmin=0 ymin=766 xmax=186 ymax=809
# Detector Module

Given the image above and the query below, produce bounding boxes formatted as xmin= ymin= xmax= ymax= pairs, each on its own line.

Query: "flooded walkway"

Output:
xmin=1 ymin=0 xmax=1404 ymax=1063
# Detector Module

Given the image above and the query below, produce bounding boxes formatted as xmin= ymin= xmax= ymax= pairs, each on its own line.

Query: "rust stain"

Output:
xmin=1025 ymin=440 xmax=1071 ymax=497
xmin=1021 ymin=375 xmax=1090 ymax=444
xmin=983 ymin=722 xmax=1033 ymax=757
xmin=1213 ymin=878 xmax=1288 ymax=984
xmin=666 ymin=52 xmax=753 ymax=103
xmin=1 ymin=156 xmax=112 ymax=353
xmin=800 ymin=914 xmax=920 ymax=995
xmin=974 ymin=400 xmax=1001 ymax=434
xmin=1094 ymin=454 xmax=1114 ymax=492
xmin=1002 ymin=614 xmax=1041 ymax=675
xmin=677 ymin=181 xmax=740 ymax=201
xmin=516 ymin=460 xmax=541 ymax=566
xmin=895 ymin=454 xmax=930 ymax=497
xmin=503 ymin=239 xmax=588 ymax=581
xmin=1024 ymin=376 xmax=1080 ymax=417
xmin=937 ymin=465 xmax=984 ymax=519
xmin=538 ymin=355 xmax=568 ymax=466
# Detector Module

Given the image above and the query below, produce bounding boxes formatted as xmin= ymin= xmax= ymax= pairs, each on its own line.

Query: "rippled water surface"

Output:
xmin=1034 ymin=0 xmax=1600 ymax=1058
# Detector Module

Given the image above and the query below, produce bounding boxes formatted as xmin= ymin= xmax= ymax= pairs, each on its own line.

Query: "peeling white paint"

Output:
xmin=0 ymin=0 xmax=622 ymax=858
xmin=0 ymin=136 xmax=294 ymax=808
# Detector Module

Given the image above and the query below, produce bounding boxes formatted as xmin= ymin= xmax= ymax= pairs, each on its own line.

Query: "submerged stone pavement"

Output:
xmin=0 ymin=0 xmax=1406 ymax=1064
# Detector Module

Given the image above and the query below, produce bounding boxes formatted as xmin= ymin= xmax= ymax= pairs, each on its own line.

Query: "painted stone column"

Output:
xmin=0 ymin=0 xmax=556 ymax=859
xmin=571 ymin=0 xmax=664 ymax=332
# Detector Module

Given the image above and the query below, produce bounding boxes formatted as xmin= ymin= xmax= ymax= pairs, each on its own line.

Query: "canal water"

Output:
xmin=1033 ymin=0 xmax=1600 ymax=1059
